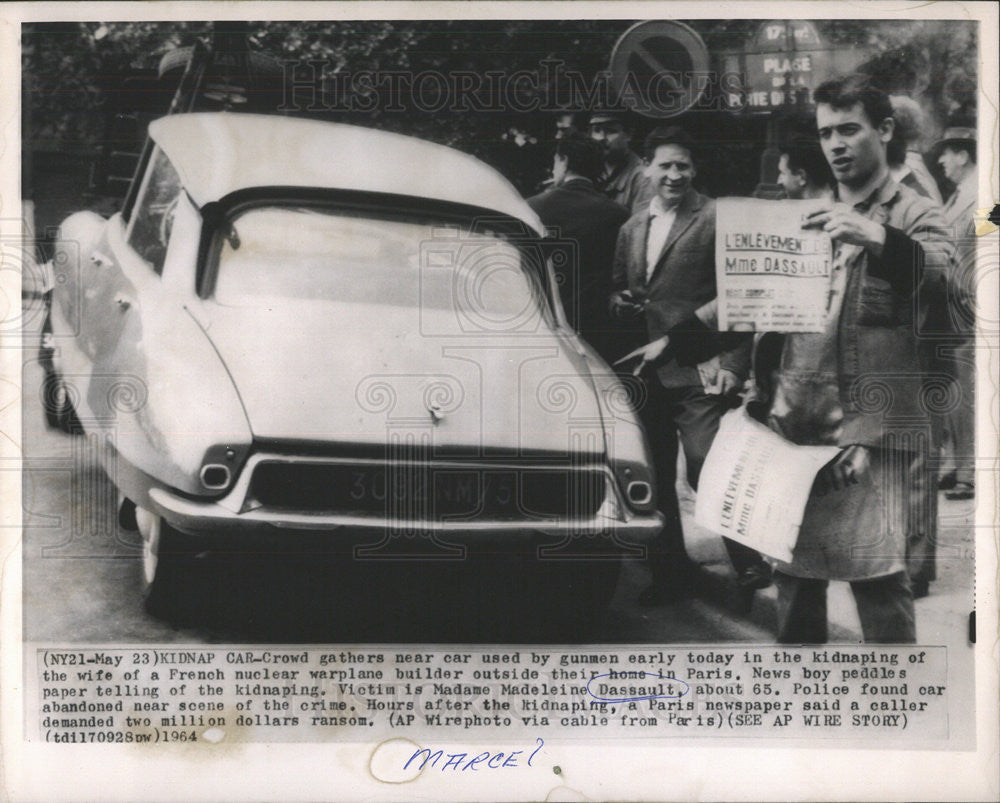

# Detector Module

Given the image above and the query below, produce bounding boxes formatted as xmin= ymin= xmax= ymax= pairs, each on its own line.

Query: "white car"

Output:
xmin=43 ymin=112 xmax=662 ymax=634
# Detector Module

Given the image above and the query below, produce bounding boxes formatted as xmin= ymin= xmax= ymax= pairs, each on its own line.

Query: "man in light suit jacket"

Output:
xmin=610 ymin=125 xmax=770 ymax=607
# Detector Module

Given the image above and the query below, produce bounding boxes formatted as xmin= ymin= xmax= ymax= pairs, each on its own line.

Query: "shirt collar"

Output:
xmin=836 ymin=171 xmax=899 ymax=212
xmin=648 ymin=195 xmax=680 ymax=218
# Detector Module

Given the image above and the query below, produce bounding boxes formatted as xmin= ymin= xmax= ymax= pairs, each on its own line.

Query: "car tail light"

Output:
xmin=626 ymin=480 xmax=653 ymax=507
xmin=200 ymin=463 xmax=232 ymax=490
xmin=612 ymin=461 xmax=657 ymax=513
xmin=197 ymin=443 xmax=250 ymax=494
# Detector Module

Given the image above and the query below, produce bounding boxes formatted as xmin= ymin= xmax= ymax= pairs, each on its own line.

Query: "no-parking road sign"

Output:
xmin=608 ymin=20 xmax=710 ymax=118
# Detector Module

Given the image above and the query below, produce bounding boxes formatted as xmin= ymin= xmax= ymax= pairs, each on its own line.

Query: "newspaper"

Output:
xmin=716 ymin=198 xmax=834 ymax=332
xmin=2 ymin=3 xmax=997 ymax=802
xmin=694 ymin=408 xmax=840 ymax=562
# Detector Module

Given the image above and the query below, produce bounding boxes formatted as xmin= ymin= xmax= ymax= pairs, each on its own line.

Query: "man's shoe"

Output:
xmin=938 ymin=471 xmax=958 ymax=491
xmin=945 ymin=481 xmax=974 ymax=501
xmin=737 ymin=564 xmax=773 ymax=592
xmin=731 ymin=564 xmax=773 ymax=615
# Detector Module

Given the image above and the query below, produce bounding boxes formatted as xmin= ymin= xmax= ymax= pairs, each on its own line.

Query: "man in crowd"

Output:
xmin=888 ymin=95 xmax=943 ymax=204
xmin=589 ymin=110 xmax=654 ymax=212
xmin=935 ymin=122 xmax=978 ymax=502
xmin=528 ymin=134 xmax=630 ymax=360
xmin=554 ymin=112 xmax=582 ymax=140
xmin=609 ymin=125 xmax=771 ymax=607
xmin=884 ymin=97 xmax=947 ymax=597
xmin=763 ymin=73 xmax=954 ymax=642
xmin=777 ymin=138 xmax=835 ymax=201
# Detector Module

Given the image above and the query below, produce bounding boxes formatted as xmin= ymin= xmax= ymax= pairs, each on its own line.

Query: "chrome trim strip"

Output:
xmin=148 ymin=485 xmax=663 ymax=540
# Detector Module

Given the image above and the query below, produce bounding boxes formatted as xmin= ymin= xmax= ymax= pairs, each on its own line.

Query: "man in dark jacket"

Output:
xmin=589 ymin=111 xmax=654 ymax=213
xmin=610 ymin=125 xmax=769 ymax=606
xmin=528 ymin=134 xmax=631 ymax=361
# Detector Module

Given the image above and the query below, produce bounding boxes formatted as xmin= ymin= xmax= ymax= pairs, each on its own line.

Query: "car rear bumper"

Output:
xmin=147 ymin=485 xmax=663 ymax=546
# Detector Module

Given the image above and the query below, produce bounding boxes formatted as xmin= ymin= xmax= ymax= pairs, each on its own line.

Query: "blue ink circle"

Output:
xmin=585 ymin=671 xmax=690 ymax=703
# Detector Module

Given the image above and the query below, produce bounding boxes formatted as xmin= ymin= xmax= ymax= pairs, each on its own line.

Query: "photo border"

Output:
xmin=2 ymin=2 xmax=997 ymax=800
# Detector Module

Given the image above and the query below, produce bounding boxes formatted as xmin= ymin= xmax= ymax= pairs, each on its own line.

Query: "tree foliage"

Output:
xmin=23 ymin=18 xmax=978 ymax=188
xmin=821 ymin=18 xmax=978 ymax=135
xmin=23 ymin=20 xmax=627 ymax=152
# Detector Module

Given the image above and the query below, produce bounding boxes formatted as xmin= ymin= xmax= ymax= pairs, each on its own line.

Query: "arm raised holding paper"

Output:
xmin=802 ymin=202 xmax=886 ymax=255
xmin=801 ymin=198 xmax=949 ymax=303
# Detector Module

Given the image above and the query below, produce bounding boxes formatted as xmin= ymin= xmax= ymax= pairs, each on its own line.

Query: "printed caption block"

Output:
xmin=30 ymin=646 xmax=950 ymax=744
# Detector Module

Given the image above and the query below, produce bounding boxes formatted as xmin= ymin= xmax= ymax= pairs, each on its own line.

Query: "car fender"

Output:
xmin=97 ymin=293 xmax=253 ymax=501
xmin=582 ymin=354 xmax=658 ymax=513
xmin=50 ymin=211 xmax=107 ymax=348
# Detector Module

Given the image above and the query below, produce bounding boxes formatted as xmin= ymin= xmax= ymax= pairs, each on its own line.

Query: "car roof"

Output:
xmin=149 ymin=112 xmax=544 ymax=234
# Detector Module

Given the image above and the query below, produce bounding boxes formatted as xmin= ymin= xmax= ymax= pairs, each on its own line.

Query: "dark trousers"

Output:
xmin=943 ymin=337 xmax=975 ymax=486
xmin=637 ymin=381 xmax=765 ymax=588
xmin=904 ymin=445 xmax=937 ymax=587
xmin=774 ymin=570 xmax=916 ymax=644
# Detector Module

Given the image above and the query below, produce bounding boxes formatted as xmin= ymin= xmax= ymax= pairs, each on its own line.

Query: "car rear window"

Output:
xmin=212 ymin=206 xmax=554 ymax=329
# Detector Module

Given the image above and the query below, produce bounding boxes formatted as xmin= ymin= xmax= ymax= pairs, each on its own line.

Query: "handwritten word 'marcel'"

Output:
xmin=404 ymin=738 xmax=544 ymax=772
xmin=587 ymin=670 xmax=690 ymax=703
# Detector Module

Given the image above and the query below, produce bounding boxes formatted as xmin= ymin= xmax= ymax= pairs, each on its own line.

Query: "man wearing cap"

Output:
xmin=589 ymin=111 xmax=654 ymax=213
xmin=935 ymin=122 xmax=977 ymax=502
xmin=609 ymin=124 xmax=769 ymax=607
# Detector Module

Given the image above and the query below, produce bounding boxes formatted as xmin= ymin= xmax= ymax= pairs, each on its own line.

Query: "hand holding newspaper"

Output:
xmin=694 ymin=407 xmax=841 ymax=562
xmin=716 ymin=198 xmax=834 ymax=332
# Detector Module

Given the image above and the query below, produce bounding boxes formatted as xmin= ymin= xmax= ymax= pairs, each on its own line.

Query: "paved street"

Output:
xmin=20 ymin=337 xmax=976 ymax=647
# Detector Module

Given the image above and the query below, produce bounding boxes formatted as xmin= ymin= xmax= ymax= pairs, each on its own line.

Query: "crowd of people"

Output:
xmin=519 ymin=72 xmax=976 ymax=644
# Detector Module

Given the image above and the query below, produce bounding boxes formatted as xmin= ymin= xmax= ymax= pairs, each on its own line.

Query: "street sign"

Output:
xmin=608 ymin=20 xmax=710 ymax=118
xmin=752 ymin=20 xmax=824 ymax=52
xmin=724 ymin=21 xmax=866 ymax=112
xmin=743 ymin=50 xmax=832 ymax=109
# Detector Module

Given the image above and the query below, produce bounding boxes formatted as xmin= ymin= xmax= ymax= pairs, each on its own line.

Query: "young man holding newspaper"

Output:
xmin=629 ymin=74 xmax=955 ymax=643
